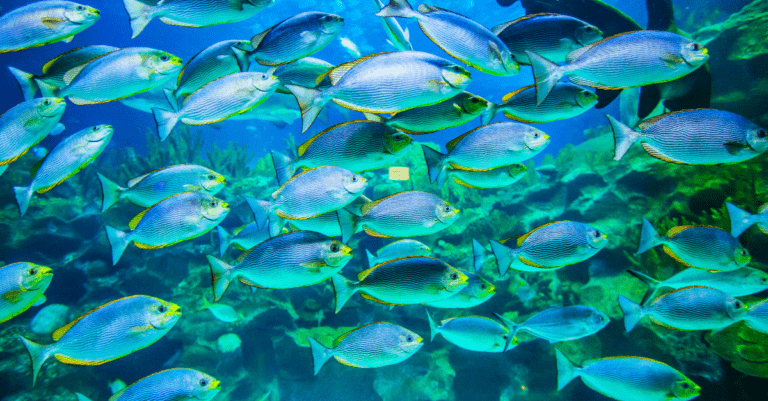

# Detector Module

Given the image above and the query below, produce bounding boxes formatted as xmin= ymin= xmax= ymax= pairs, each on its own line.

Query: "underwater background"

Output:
xmin=1 ymin=0 xmax=767 ymax=400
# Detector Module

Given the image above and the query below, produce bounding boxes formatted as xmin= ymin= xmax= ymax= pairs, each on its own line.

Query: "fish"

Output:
xmin=608 ymin=110 xmax=768 ymax=164
xmin=0 ymin=1 xmax=100 ymax=53
xmin=152 ymin=72 xmax=279 ymax=141
xmin=18 ymin=295 xmax=181 ymax=385
xmin=272 ymin=57 xmax=334 ymax=94
xmin=628 ymin=268 xmax=768 ymax=306
xmin=287 ymin=196 xmax=373 ymax=238
xmin=331 ymin=256 xmax=468 ymax=313
xmin=97 ymin=164 xmax=226 ymax=212
xmin=424 ymin=264 xmax=495 ymax=309
xmin=482 ymin=83 xmax=598 ymax=125
xmin=371 ymin=0 xmax=412 ymax=51
xmin=745 ymin=298 xmax=768 ymax=335
xmin=8 ymin=45 xmax=118 ymax=100
xmin=529 ymin=30 xmax=709 ymax=104
xmin=427 ymin=311 xmax=514 ymax=353
xmin=173 ymin=39 xmax=254 ymax=100
xmin=271 ymin=121 xmax=413 ymax=185
xmin=216 ymin=223 xmax=270 ymax=257
xmin=0 ymin=263 xmax=53 ymax=324
xmin=309 ymin=322 xmax=422 ymax=375
xmin=636 ymin=217 xmax=750 ymax=272
xmin=493 ymin=13 xmax=603 ymax=64
xmin=556 ymin=350 xmax=701 ymax=401
xmin=221 ymin=92 xmax=301 ymax=128
xmin=364 ymin=91 xmax=489 ymax=134
xmin=38 ymin=47 xmax=183 ymax=105
xmin=240 ymin=12 xmax=344 ymax=67
xmin=337 ymin=191 xmax=460 ymax=243
xmin=123 ymin=0 xmax=274 ymax=38
xmin=14 ymin=124 xmax=113 ymax=216
xmin=0 ymin=98 xmax=66 ymax=177
xmin=287 ymin=51 xmax=472 ymax=132
xmin=339 ymin=36 xmax=362 ymax=58
xmin=421 ymin=123 xmax=549 ymax=188
xmin=246 ymin=166 xmax=367 ymax=237
xmin=200 ymin=298 xmax=239 ymax=323
xmin=727 ymin=202 xmax=768 ymax=238
xmin=366 ymin=239 xmax=432 ymax=267
xmin=494 ymin=306 xmax=609 ymax=347
xmin=109 ymin=368 xmax=220 ymax=401
xmin=489 ymin=221 xmax=608 ymax=276
xmin=377 ymin=0 xmax=519 ymax=76
xmin=441 ymin=163 xmax=527 ymax=190
xmin=618 ymin=286 xmax=748 ymax=332
xmin=105 ymin=192 xmax=230 ymax=265
xmin=207 ymin=231 xmax=352 ymax=301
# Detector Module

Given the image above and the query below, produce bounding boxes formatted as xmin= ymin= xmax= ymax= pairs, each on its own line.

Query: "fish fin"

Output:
xmin=365 ymin=250 xmax=377 ymax=269
xmin=123 ymin=0 xmax=155 ymax=38
xmin=421 ymin=144 xmax=447 ymax=185
xmin=41 ymin=17 xmax=66 ymax=29
xmin=481 ymin=103 xmax=498 ymax=125
xmin=331 ymin=274 xmax=358 ymax=314
xmin=527 ymin=51 xmax=564 ymax=105
xmin=618 ymin=295 xmax=644 ymax=332
xmin=337 ymin=209 xmax=360 ymax=244
xmin=52 ymin=306 xmax=98 ymax=342
xmin=30 ymin=154 xmax=48 ymax=178
xmin=32 ymin=295 xmax=46 ymax=307
xmin=666 ymin=225 xmax=697 ymax=238
xmin=637 ymin=85 xmax=662 ymax=119
xmin=62 ymin=65 xmax=87 ymax=86
xmin=207 ymin=255 xmax=235 ymax=302
xmin=363 ymin=112 xmax=385 ymax=123
xmin=501 ymin=84 xmax=533 ymax=104
xmin=13 ymin=186 xmax=34 ymax=217
xmin=636 ymin=217 xmax=661 ymax=255
xmin=270 ymin=150 xmax=295 ymax=186
xmin=127 ymin=325 xmax=154 ymax=335
xmin=250 ymin=27 xmax=273 ymax=49
xmin=726 ymin=202 xmax=754 ymax=237
xmin=285 ymin=85 xmax=328 ymax=133
xmin=133 ymin=242 xmax=168 ymax=249
xmin=565 ymin=44 xmax=594 ymax=63
xmin=376 ymin=0 xmax=419 ymax=18
xmin=54 ymin=354 xmax=116 ymax=365
xmin=105 ymin=225 xmax=130 ymax=265
xmin=516 ymin=221 xmax=565 ymax=247
xmin=641 ymin=142 xmax=685 ymax=164
xmin=725 ymin=141 xmax=751 ymax=155
xmin=49 ymin=123 xmax=65 ymax=136
xmin=308 ymin=337 xmax=334 ymax=376
xmin=555 ymin=349 xmax=580 ymax=391
xmin=357 ymin=265 xmax=378 ymax=281
xmin=301 ymin=261 xmax=327 ymax=272
xmin=217 ymin=226 xmax=231 ymax=257
xmin=661 ymin=53 xmax=684 ymax=68
xmin=662 ymin=246 xmax=695 ymax=268
xmin=446 ymin=131 xmax=471 ymax=152
xmin=452 ymin=177 xmax=480 ymax=189
xmin=326 ymin=53 xmax=391 ymax=85
xmin=18 ymin=335 xmax=54 ymax=386
xmin=471 ymin=239 xmax=487 ymax=273
xmin=364 ymin=227 xmax=393 ymax=238
xmin=626 ymin=270 xmax=662 ymax=306
xmin=128 ymin=208 xmax=152 ymax=231
xmin=8 ymin=67 xmax=38 ymax=100
xmin=126 ymin=172 xmax=151 ymax=188
xmin=360 ymin=292 xmax=401 ymax=305
xmin=97 ymin=173 xmax=126 ymax=212
xmin=238 ymin=277 xmax=266 ymax=288
xmin=0 ymin=165 xmax=7 ymax=177
xmin=492 ymin=312 xmax=520 ymax=351
xmin=36 ymin=79 xmax=60 ymax=98
xmin=230 ymin=45 xmax=251 ymax=72
xmin=151 ymin=108 xmax=178 ymax=141
xmin=605 ymin=114 xmax=640 ymax=161
xmin=426 ymin=309 xmax=440 ymax=341
xmin=2 ymin=290 xmax=23 ymax=303
xmin=489 ymin=240 xmax=517 ymax=278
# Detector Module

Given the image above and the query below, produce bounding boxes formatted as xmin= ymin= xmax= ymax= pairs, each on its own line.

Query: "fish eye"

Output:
xmin=158 ymin=305 xmax=167 ymax=313
xmin=351 ymin=176 xmax=358 ymax=182
xmin=92 ymin=126 xmax=99 ymax=131
xmin=330 ymin=243 xmax=339 ymax=252
xmin=735 ymin=300 xmax=743 ymax=308
xmin=533 ymin=132 xmax=539 ymax=138
xmin=762 ymin=277 xmax=768 ymax=284
xmin=585 ymin=26 xmax=595 ymax=32
xmin=160 ymin=55 xmax=170 ymax=61
xmin=682 ymin=383 xmax=690 ymax=389
xmin=480 ymin=284 xmax=486 ymax=290
xmin=502 ymin=335 xmax=508 ymax=340
xmin=758 ymin=129 xmax=767 ymax=138
xmin=199 ymin=379 xmax=207 ymax=387
xmin=593 ymin=230 xmax=601 ymax=238
xmin=393 ymin=134 xmax=402 ymax=140
xmin=208 ymin=174 xmax=215 ymax=180
xmin=76 ymin=5 xmax=84 ymax=10
xmin=471 ymin=98 xmax=479 ymax=103
xmin=452 ymin=66 xmax=462 ymax=72
xmin=29 ymin=268 xmax=37 ymax=275
xmin=211 ymin=200 xmax=218 ymax=207
xmin=692 ymin=43 xmax=701 ymax=51
xmin=261 ymin=74 xmax=268 ymax=79
xmin=444 ymin=206 xmax=451 ymax=212
xmin=43 ymin=99 xmax=51 ymax=106
xmin=406 ymin=335 xmax=413 ymax=342
xmin=450 ymin=273 xmax=458 ymax=280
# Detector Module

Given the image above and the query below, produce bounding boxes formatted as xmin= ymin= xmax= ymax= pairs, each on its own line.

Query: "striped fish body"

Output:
xmin=110 ymin=368 xmax=220 ymax=401
xmin=274 ymin=57 xmax=334 ymax=93
xmin=372 ymin=0 xmax=412 ymax=51
xmin=643 ymin=267 xmax=768 ymax=298
xmin=0 ymin=1 xmax=100 ymax=53
xmin=373 ymin=91 xmax=489 ymax=134
xmin=424 ymin=270 xmax=494 ymax=308
xmin=491 ymin=83 xmax=597 ymax=124
xmin=493 ymin=14 xmax=603 ymax=64
xmin=175 ymin=72 xmax=279 ymax=125
xmin=360 ymin=191 xmax=459 ymax=238
xmin=661 ymin=226 xmax=748 ymax=271
xmin=270 ymin=167 xmax=367 ymax=219
xmin=51 ymin=47 xmax=183 ymax=105
xmin=516 ymin=306 xmax=608 ymax=342
xmin=174 ymin=40 xmax=253 ymax=99
xmin=313 ymin=323 xmax=422 ymax=372
xmin=447 ymin=164 xmax=526 ymax=189
xmin=250 ymin=12 xmax=344 ymax=66
xmin=432 ymin=316 xmax=509 ymax=352
xmin=288 ymin=211 xmax=346 ymax=237
xmin=557 ymin=351 xmax=701 ymax=401
xmin=367 ymin=239 xmax=431 ymax=266
xmin=0 ymin=98 xmax=66 ymax=167
xmin=220 ymin=222 xmax=269 ymax=252
xmin=0 ymin=263 xmax=52 ymax=324
xmin=745 ymin=299 xmax=768 ymax=335
xmin=445 ymin=123 xmax=549 ymax=170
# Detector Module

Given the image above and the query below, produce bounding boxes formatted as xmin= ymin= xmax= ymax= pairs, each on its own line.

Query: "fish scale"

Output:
xmin=0 ymin=98 xmax=66 ymax=167
xmin=0 ymin=1 xmax=100 ymax=53
xmin=110 ymin=369 xmax=220 ymax=401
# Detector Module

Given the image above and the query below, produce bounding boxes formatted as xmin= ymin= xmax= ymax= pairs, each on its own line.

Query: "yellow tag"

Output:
xmin=388 ymin=167 xmax=410 ymax=181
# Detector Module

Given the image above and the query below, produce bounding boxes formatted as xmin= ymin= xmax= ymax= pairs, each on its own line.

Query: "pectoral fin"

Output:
xmin=41 ymin=17 xmax=66 ymax=29
xmin=725 ymin=142 xmax=751 ymax=155
xmin=2 ymin=290 xmax=23 ymax=303
xmin=662 ymin=53 xmax=684 ymax=68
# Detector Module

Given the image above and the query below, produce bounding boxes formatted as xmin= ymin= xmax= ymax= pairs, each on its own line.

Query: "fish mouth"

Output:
xmin=167 ymin=304 xmax=182 ymax=316
xmin=208 ymin=380 xmax=221 ymax=390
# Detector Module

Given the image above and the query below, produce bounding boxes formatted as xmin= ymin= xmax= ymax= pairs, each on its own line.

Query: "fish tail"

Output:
xmin=331 ymin=274 xmax=359 ymax=314
xmin=123 ymin=0 xmax=155 ymax=38
xmin=231 ymin=44 xmax=251 ymax=72
xmin=105 ymin=225 xmax=130 ymax=265
xmin=481 ymin=102 xmax=498 ymax=125
xmin=526 ymin=51 xmax=564 ymax=105
xmin=308 ymin=337 xmax=334 ymax=376
xmin=636 ymin=217 xmax=661 ymax=255
xmin=337 ymin=208 xmax=360 ymax=244
xmin=0 ymin=165 xmax=7 ymax=178
xmin=97 ymin=173 xmax=126 ymax=212
xmin=162 ymin=88 xmax=180 ymax=113
xmin=471 ymin=238 xmax=487 ymax=273
xmin=36 ymin=79 xmax=61 ymax=98
xmin=18 ymin=335 xmax=54 ymax=386
xmin=245 ymin=196 xmax=273 ymax=231
xmin=270 ymin=150 xmax=296 ymax=186
xmin=207 ymin=255 xmax=235 ymax=302
xmin=489 ymin=240 xmax=517 ymax=278
xmin=626 ymin=270 xmax=661 ymax=306
xmin=8 ymin=66 xmax=38 ymax=100
xmin=606 ymin=114 xmax=640 ymax=161
xmin=286 ymin=85 xmax=329 ymax=133
xmin=726 ymin=202 xmax=755 ymax=238
xmin=492 ymin=312 xmax=520 ymax=352
xmin=365 ymin=249 xmax=377 ymax=268
xmin=363 ymin=112 xmax=385 ymax=123
xmin=216 ymin=226 xmax=231 ymax=257
xmin=13 ymin=186 xmax=34 ymax=217
xmin=618 ymin=295 xmax=645 ymax=333
xmin=421 ymin=145 xmax=447 ymax=187
xmin=74 ymin=393 xmax=93 ymax=401
xmin=425 ymin=309 xmax=440 ymax=341
xmin=376 ymin=0 xmax=419 ymax=18
xmin=151 ymin=107 xmax=179 ymax=142
xmin=555 ymin=349 xmax=581 ymax=391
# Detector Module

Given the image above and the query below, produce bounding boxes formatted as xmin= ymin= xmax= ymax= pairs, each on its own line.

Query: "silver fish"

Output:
xmin=272 ymin=57 xmax=334 ymax=94
xmin=216 ymin=222 xmax=270 ymax=256
xmin=0 ymin=98 xmax=66 ymax=177
xmin=371 ymin=0 xmax=412 ymax=51
xmin=109 ymin=368 xmax=220 ymax=401
xmin=424 ymin=267 xmax=495 ymax=309
xmin=745 ymin=298 xmax=768 ymax=335
xmin=365 ymin=91 xmax=489 ymax=134
xmin=427 ymin=311 xmax=513 ymax=353
xmin=173 ymin=39 xmax=254 ymax=100
xmin=0 ymin=1 xmax=100 ymax=53
xmin=495 ymin=306 xmax=609 ymax=346
xmin=628 ymin=268 xmax=768 ymax=305
xmin=483 ymin=83 xmax=597 ymax=125
xmin=365 ymin=239 xmax=431 ymax=267
xmin=442 ymin=163 xmax=527 ymax=190
xmin=0 ymin=263 xmax=53 ymax=324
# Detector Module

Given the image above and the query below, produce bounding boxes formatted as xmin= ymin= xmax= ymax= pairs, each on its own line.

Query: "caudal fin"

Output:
xmin=151 ymin=108 xmax=179 ymax=141
xmin=286 ymin=85 xmax=329 ymax=133
xmin=606 ymin=114 xmax=640 ymax=161
xmin=627 ymin=270 xmax=662 ymax=306
xmin=337 ymin=209 xmax=360 ymax=244
xmin=636 ymin=217 xmax=661 ymax=255
xmin=216 ymin=226 xmax=232 ymax=257
xmin=331 ymin=274 xmax=359 ymax=313
xmin=472 ymin=238 xmax=488 ymax=273
xmin=426 ymin=309 xmax=440 ymax=341
xmin=481 ymin=103 xmax=498 ymax=125
xmin=14 ymin=186 xmax=34 ymax=217
xmin=421 ymin=145 xmax=447 ymax=187
xmin=308 ymin=337 xmax=335 ymax=376
xmin=555 ymin=349 xmax=580 ymax=391
xmin=97 ymin=173 xmax=126 ymax=212
xmin=207 ymin=255 xmax=235 ymax=302
xmin=726 ymin=202 xmax=755 ymax=238
xmin=618 ymin=295 xmax=645 ymax=332
xmin=245 ymin=196 xmax=279 ymax=234
xmin=18 ymin=335 xmax=54 ymax=386
xmin=105 ymin=225 xmax=130 ymax=265
xmin=526 ymin=51 xmax=564 ymax=105
xmin=366 ymin=249 xmax=377 ymax=268
xmin=489 ymin=240 xmax=517 ymax=278
xmin=376 ymin=0 xmax=419 ymax=18
xmin=8 ymin=67 xmax=38 ymax=100
xmin=492 ymin=312 xmax=520 ymax=352
xmin=36 ymin=79 xmax=60 ymax=98
xmin=0 ymin=165 xmax=8 ymax=178
xmin=123 ymin=0 xmax=156 ymax=38
xmin=271 ymin=150 xmax=296 ymax=186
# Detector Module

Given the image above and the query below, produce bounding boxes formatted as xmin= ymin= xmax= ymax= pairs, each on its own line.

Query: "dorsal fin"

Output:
xmin=298 ymin=122 xmax=364 ymax=156
xmin=567 ymin=31 xmax=640 ymax=63
xmin=109 ymin=386 xmax=128 ymax=401
xmin=360 ymin=191 xmax=423 ymax=216
xmin=358 ymin=265 xmax=378 ymax=281
xmin=453 ymin=177 xmax=480 ymax=189
xmin=42 ymin=46 xmax=86 ymax=74
xmin=60 ymin=49 xmax=119 ymax=85
xmin=30 ymin=153 xmax=50 ymax=178
xmin=233 ymin=224 xmax=248 ymax=236
xmin=52 ymin=296 xmax=134 ymax=341
xmin=129 ymin=208 xmax=152 ymax=230
xmin=516 ymin=221 xmax=568 ymax=247
xmin=250 ymin=27 xmax=273 ymax=49
xmin=502 ymin=84 xmax=534 ymax=104
xmin=637 ymin=109 xmax=704 ymax=130
xmin=447 ymin=124 xmax=489 ymax=151
xmin=236 ymin=248 xmax=255 ymax=264
xmin=360 ymin=292 xmax=402 ymax=306
xmin=665 ymin=225 xmax=696 ymax=237
xmin=418 ymin=4 xmax=448 ymax=13
xmin=333 ymin=322 xmax=390 ymax=347
xmin=127 ymin=172 xmax=151 ymax=188
xmin=491 ymin=13 xmax=558 ymax=35
xmin=327 ymin=53 xmax=392 ymax=86
xmin=271 ymin=167 xmax=321 ymax=198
